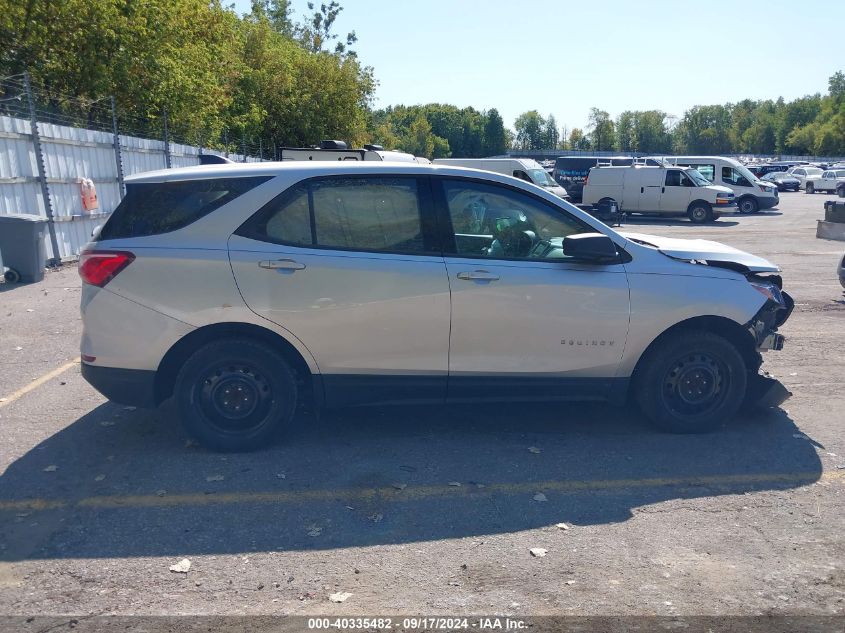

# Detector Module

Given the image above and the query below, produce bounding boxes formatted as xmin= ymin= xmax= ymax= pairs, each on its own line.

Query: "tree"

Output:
xmin=543 ymin=114 xmax=560 ymax=149
xmin=569 ymin=127 xmax=590 ymax=151
xmin=482 ymin=108 xmax=507 ymax=156
xmin=514 ymin=110 xmax=545 ymax=150
xmin=297 ymin=1 xmax=357 ymax=56
xmin=587 ymin=108 xmax=615 ymax=151
xmin=251 ymin=0 xmax=293 ymax=36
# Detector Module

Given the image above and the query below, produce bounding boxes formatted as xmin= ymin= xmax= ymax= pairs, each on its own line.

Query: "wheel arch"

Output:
xmin=154 ymin=322 xmax=320 ymax=407
xmin=627 ymin=315 xmax=759 ymax=400
xmin=687 ymin=199 xmax=712 ymax=212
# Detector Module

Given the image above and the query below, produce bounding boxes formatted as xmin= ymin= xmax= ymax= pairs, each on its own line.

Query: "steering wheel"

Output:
xmin=488 ymin=227 xmax=537 ymax=258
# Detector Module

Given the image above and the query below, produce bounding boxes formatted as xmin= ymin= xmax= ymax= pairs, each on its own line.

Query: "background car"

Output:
xmin=805 ymin=169 xmax=845 ymax=196
xmin=786 ymin=166 xmax=824 ymax=190
xmin=761 ymin=171 xmax=801 ymax=191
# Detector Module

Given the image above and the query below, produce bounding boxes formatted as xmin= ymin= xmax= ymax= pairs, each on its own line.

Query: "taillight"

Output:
xmin=78 ymin=250 xmax=135 ymax=287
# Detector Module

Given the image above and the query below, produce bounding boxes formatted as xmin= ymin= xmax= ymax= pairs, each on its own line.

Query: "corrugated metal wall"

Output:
xmin=0 ymin=114 xmax=259 ymax=263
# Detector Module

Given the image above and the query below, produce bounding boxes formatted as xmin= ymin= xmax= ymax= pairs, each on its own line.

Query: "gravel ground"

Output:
xmin=0 ymin=191 xmax=843 ymax=623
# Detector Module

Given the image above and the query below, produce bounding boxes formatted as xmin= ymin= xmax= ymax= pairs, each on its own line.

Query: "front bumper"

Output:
xmin=758 ymin=195 xmax=778 ymax=210
xmin=81 ymin=362 xmax=158 ymax=408
xmin=746 ymin=288 xmax=794 ymax=351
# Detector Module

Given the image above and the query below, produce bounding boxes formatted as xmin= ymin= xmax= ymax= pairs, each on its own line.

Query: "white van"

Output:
xmin=433 ymin=158 xmax=569 ymax=199
xmin=664 ymin=156 xmax=778 ymax=214
xmin=582 ymin=165 xmax=735 ymax=223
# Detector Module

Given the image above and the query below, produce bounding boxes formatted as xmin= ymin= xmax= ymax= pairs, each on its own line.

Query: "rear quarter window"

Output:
xmin=98 ymin=176 xmax=271 ymax=240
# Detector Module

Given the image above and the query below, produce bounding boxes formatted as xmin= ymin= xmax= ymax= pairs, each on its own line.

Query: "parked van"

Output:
xmin=582 ymin=165 xmax=735 ymax=223
xmin=664 ymin=156 xmax=778 ymax=214
xmin=552 ymin=156 xmax=663 ymax=202
xmin=433 ymin=158 xmax=569 ymax=199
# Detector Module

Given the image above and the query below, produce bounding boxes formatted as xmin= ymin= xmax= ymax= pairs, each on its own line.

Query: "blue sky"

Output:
xmin=231 ymin=0 xmax=843 ymax=131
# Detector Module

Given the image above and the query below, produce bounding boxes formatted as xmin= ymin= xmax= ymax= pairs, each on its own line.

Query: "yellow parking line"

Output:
xmin=2 ymin=469 xmax=841 ymax=513
xmin=0 ymin=357 xmax=80 ymax=410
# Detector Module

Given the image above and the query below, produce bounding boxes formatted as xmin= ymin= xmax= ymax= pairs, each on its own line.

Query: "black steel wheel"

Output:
xmin=175 ymin=339 xmax=297 ymax=451
xmin=635 ymin=330 xmax=747 ymax=433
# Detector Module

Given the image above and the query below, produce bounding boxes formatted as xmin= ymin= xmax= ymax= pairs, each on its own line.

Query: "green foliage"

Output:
xmin=514 ymin=110 xmax=546 ymax=150
xmin=587 ymin=108 xmax=615 ymax=151
xmin=0 ymin=0 xmax=373 ymax=148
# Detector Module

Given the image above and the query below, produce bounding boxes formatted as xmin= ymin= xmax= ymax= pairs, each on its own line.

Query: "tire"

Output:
xmin=634 ymin=330 xmax=747 ymax=434
xmin=687 ymin=202 xmax=713 ymax=224
xmin=738 ymin=197 xmax=759 ymax=214
xmin=838 ymin=185 xmax=845 ymax=198
xmin=806 ymin=182 xmax=814 ymax=194
xmin=3 ymin=268 xmax=21 ymax=283
xmin=174 ymin=338 xmax=298 ymax=452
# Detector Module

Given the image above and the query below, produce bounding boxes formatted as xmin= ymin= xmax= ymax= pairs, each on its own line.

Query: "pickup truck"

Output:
xmin=806 ymin=169 xmax=845 ymax=196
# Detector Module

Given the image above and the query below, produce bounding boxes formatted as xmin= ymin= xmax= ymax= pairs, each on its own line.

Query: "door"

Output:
xmin=228 ymin=175 xmax=451 ymax=405
xmin=435 ymin=177 xmax=631 ymax=401
xmin=631 ymin=168 xmax=663 ymax=211
xmin=660 ymin=169 xmax=693 ymax=212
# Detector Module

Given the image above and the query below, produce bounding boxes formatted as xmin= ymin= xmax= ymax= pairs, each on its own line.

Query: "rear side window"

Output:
xmin=237 ymin=176 xmax=436 ymax=254
xmin=99 ymin=177 xmax=271 ymax=240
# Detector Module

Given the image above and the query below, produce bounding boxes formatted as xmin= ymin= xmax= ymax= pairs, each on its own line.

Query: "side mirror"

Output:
xmin=562 ymin=233 xmax=619 ymax=263
xmin=91 ymin=224 xmax=102 ymax=238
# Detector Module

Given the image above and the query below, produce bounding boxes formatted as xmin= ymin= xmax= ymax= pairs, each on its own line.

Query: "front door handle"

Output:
xmin=258 ymin=259 xmax=306 ymax=271
xmin=457 ymin=270 xmax=500 ymax=281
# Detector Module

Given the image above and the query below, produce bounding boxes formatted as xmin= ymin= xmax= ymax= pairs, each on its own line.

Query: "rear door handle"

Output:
xmin=457 ymin=270 xmax=500 ymax=281
xmin=258 ymin=259 xmax=306 ymax=270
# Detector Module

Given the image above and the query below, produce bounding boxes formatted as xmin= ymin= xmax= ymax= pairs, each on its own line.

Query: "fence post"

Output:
xmin=162 ymin=108 xmax=172 ymax=168
xmin=259 ymin=138 xmax=263 ymax=162
xmin=110 ymin=96 xmax=125 ymax=199
xmin=241 ymin=134 xmax=246 ymax=163
xmin=23 ymin=72 xmax=61 ymax=267
xmin=224 ymin=129 xmax=229 ymax=158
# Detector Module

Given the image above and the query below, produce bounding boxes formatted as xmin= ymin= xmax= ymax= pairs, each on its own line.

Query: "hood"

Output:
xmin=708 ymin=184 xmax=735 ymax=195
xmin=619 ymin=232 xmax=780 ymax=273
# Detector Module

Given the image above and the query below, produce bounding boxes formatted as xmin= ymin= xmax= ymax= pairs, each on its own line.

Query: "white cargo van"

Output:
xmin=433 ymin=158 xmax=569 ymax=199
xmin=582 ymin=165 xmax=735 ymax=223
xmin=664 ymin=156 xmax=778 ymax=213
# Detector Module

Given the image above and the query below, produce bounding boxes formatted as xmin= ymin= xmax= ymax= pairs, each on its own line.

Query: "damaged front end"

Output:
xmin=743 ymin=273 xmax=795 ymax=410
xmin=744 ymin=273 xmax=794 ymax=351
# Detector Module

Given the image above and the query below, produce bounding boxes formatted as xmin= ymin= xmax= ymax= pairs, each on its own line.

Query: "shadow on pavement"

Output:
xmin=0 ymin=398 xmax=821 ymax=561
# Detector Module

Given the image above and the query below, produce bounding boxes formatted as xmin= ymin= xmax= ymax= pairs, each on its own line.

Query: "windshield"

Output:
xmin=686 ymin=169 xmax=711 ymax=186
xmin=528 ymin=168 xmax=557 ymax=187
xmin=734 ymin=163 xmax=761 ymax=183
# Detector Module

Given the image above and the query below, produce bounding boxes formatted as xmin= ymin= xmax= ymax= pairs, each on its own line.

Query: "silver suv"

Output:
xmin=79 ymin=162 xmax=793 ymax=451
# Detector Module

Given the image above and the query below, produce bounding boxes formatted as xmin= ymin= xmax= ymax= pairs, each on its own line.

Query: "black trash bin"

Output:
xmin=0 ymin=214 xmax=48 ymax=283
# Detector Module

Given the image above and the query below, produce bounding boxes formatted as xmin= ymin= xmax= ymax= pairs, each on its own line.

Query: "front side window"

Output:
xmin=721 ymin=167 xmax=752 ymax=188
xmin=238 ymin=177 xmax=431 ymax=254
xmin=442 ymin=179 xmax=593 ymax=260
xmin=665 ymin=170 xmax=683 ymax=187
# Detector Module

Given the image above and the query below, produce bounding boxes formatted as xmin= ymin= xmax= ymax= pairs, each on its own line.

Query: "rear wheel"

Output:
xmin=838 ymin=185 xmax=845 ymax=198
xmin=806 ymin=182 xmax=815 ymax=194
xmin=687 ymin=202 xmax=713 ymax=224
xmin=175 ymin=338 xmax=298 ymax=452
xmin=635 ymin=331 xmax=747 ymax=433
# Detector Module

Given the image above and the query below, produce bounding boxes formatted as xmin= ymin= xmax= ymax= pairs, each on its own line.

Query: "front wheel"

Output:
xmin=837 ymin=185 xmax=845 ymax=198
xmin=687 ymin=202 xmax=713 ymax=224
xmin=634 ymin=331 xmax=747 ymax=433
xmin=806 ymin=182 xmax=815 ymax=194
xmin=174 ymin=339 xmax=298 ymax=451
xmin=738 ymin=197 xmax=759 ymax=214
